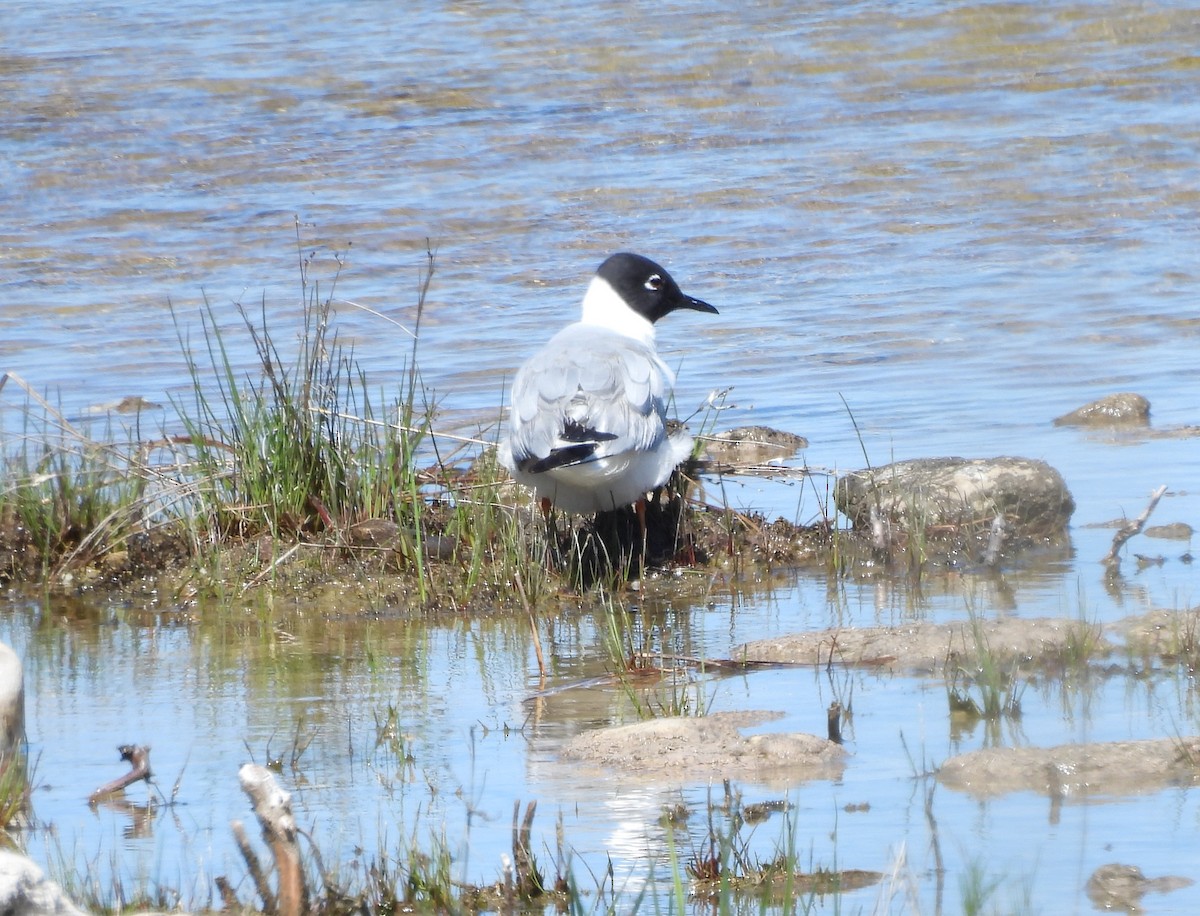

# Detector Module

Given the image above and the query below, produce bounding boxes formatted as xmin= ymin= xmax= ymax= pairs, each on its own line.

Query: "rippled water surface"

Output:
xmin=3 ymin=0 xmax=1200 ymax=912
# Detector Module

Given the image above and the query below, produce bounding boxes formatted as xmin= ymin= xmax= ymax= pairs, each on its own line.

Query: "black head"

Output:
xmin=594 ymin=252 xmax=718 ymax=324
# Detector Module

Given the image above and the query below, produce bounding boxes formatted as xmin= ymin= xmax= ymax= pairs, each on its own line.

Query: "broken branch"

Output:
xmin=1102 ymin=485 xmax=1167 ymax=569
xmin=238 ymin=763 xmax=308 ymax=916
xmin=88 ymin=744 xmax=152 ymax=805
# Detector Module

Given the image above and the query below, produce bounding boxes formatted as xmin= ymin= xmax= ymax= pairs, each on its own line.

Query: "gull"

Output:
xmin=499 ymin=252 xmax=717 ymax=522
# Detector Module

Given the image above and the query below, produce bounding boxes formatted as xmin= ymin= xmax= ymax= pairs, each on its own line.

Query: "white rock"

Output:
xmin=0 ymin=642 xmax=24 ymax=755
xmin=0 ymin=850 xmax=88 ymax=916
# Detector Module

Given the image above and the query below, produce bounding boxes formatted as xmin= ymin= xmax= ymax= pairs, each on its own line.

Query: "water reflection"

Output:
xmin=5 ymin=552 xmax=1200 ymax=912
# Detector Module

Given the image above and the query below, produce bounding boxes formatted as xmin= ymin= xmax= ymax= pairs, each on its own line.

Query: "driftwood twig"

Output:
xmin=237 ymin=763 xmax=309 ymax=916
xmin=88 ymin=744 xmax=152 ymax=805
xmin=1103 ymin=485 xmax=1168 ymax=569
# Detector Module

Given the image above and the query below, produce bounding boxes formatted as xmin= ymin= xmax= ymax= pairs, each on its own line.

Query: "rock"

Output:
xmin=736 ymin=616 xmax=1109 ymax=676
xmin=1053 ymin=392 xmax=1150 ymax=427
xmin=346 ymin=520 xmax=457 ymax=561
xmin=1086 ymin=863 xmax=1193 ymax=912
xmin=347 ymin=518 xmax=402 ymax=546
xmin=561 ymin=711 xmax=846 ymax=787
xmin=1145 ymin=522 xmax=1193 ymax=541
xmin=938 ymin=737 xmax=1200 ymax=799
xmin=0 ymin=643 xmax=23 ymax=756
xmin=703 ymin=426 xmax=808 ymax=468
xmin=0 ymin=850 xmax=89 ymax=916
xmin=834 ymin=456 xmax=1074 ymax=543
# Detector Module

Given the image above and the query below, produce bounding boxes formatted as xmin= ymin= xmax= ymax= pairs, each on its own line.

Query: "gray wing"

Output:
xmin=507 ymin=325 xmax=669 ymax=472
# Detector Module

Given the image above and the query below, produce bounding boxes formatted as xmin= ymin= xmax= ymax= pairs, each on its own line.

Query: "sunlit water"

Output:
xmin=3 ymin=0 xmax=1200 ymax=912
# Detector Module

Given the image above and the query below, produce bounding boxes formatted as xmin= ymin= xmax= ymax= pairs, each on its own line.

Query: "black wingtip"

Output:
xmin=519 ymin=443 xmax=599 ymax=474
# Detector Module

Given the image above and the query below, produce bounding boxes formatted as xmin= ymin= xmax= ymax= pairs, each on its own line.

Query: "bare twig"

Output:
xmin=214 ymin=875 xmax=241 ymax=911
xmin=1102 ymin=485 xmax=1168 ymax=568
xmin=514 ymin=571 xmax=546 ymax=681
xmin=88 ymin=744 xmax=152 ymax=804
xmin=231 ymin=818 xmax=274 ymax=914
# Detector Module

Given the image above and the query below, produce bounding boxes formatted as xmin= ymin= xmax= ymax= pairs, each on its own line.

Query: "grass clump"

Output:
xmin=599 ymin=598 xmax=711 ymax=719
xmin=0 ymin=237 xmax=560 ymax=604
xmin=0 ymin=751 xmax=32 ymax=834
xmin=959 ymin=857 xmax=1035 ymax=916
xmin=0 ymin=374 xmax=156 ymax=580
xmin=680 ymin=783 xmax=881 ymax=908
xmin=947 ymin=609 xmax=1025 ymax=733
xmin=172 ymin=245 xmax=431 ymax=545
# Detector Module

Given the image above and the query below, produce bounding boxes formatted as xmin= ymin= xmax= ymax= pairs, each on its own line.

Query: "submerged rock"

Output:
xmin=80 ymin=394 xmax=163 ymax=416
xmin=834 ymin=456 xmax=1075 ymax=546
xmin=561 ymin=711 xmax=846 ymax=786
xmin=1053 ymin=392 xmax=1150 ymax=427
xmin=737 ymin=616 xmax=1109 ymax=676
xmin=938 ymin=737 xmax=1200 ymax=799
xmin=1086 ymin=863 xmax=1193 ymax=912
xmin=1144 ymin=522 xmax=1193 ymax=541
xmin=702 ymin=426 xmax=808 ymax=467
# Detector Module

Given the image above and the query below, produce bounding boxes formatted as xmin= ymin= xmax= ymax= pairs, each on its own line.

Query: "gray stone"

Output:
xmin=1086 ymin=863 xmax=1193 ymax=911
xmin=561 ymin=711 xmax=846 ymax=787
xmin=939 ymin=738 xmax=1200 ymax=799
xmin=1145 ymin=522 xmax=1193 ymax=541
xmin=737 ymin=615 xmax=1109 ymax=676
xmin=0 ymin=850 xmax=88 ymax=916
xmin=1054 ymin=392 xmax=1150 ymax=427
xmin=703 ymin=426 xmax=808 ymax=467
xmin=834 ymin=456 xmax=1074 ymax=541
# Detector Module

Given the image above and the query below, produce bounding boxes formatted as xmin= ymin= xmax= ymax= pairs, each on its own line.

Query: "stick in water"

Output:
xmin=88 ymin=745 xmax=152 ymax=804
xmin=1102 ymin=485 xmax=1168 ymax=568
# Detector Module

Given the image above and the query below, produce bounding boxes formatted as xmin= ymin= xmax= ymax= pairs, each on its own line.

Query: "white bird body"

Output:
xmin=500 ymin=253 xmax=716 ymax=514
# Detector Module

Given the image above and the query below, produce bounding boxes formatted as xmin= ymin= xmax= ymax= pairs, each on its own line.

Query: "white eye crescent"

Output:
xmin=644 ymin=274 xmax=664 ymax=291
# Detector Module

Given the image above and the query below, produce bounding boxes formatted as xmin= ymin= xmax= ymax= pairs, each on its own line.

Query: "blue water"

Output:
xmin=3 ymin=0 xmax=1200 ymax=911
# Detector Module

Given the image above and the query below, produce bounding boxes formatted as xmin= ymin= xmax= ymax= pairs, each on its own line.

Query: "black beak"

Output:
xmin=682 ymin=295 xmax=719 ymax=315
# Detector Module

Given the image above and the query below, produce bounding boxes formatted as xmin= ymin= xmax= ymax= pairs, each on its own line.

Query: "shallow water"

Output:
xmin=3 ymin=0 xmax=1200 ymax=911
